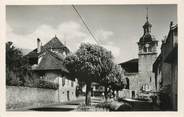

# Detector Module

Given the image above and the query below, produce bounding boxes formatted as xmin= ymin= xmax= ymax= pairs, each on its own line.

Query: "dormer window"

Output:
xmin=63 ymin=51 xmax=66 ymax=57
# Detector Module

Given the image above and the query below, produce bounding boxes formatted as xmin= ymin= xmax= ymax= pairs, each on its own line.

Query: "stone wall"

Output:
xmin=138 ymin=54 xmax=157 ymax=91
xmin=127 ymin=74 xmax=139 ymax=91
xmin=6 ymin=86 xmax=59 ymax=109
xmin=6 ymin=85 xmax=77 ymax=110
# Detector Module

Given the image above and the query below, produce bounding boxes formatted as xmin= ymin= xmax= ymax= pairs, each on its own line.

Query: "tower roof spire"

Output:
xmin=146 ymin=7 xmax=148 ymax=21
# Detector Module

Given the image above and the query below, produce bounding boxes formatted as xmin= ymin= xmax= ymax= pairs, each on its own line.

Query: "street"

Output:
xmin=28 ymin=97 xmax=104 ymax=111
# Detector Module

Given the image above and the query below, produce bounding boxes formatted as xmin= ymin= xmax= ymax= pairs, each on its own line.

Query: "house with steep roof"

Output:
xmin=25 ymin=36 xmax=70 ymax=65
xmin=25 ymin=36 xmax=78 ymax=102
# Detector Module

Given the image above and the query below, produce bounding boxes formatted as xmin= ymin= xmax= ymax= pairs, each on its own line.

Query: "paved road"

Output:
xmin=28 ymin=96 xmax=104 ymax=111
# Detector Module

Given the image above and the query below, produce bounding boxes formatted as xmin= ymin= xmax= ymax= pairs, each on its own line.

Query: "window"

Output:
xmin=62 ymin=77 xmax=65 ymax=86
xmin=143 ymin=46 xmax=147 ymax=52
xmin=125 ymin=78 xmax=129 ymax=89
xmin=148 ymin=47 xmax=151 ymax=52
xmin=71 ymin=81 xmax=74 ymax=87
xmin=150 ymin=77 xmax=152 ymax=82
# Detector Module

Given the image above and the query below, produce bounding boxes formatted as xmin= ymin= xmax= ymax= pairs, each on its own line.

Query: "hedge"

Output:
xmin=7 ymin=76 xmax=59 ymax=90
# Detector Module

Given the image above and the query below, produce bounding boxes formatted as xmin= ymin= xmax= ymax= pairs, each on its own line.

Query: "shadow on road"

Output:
xmin=29 ymin=107 xmax=73 ymax=111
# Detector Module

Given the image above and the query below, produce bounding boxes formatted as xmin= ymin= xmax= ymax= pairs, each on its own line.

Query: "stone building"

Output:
xmin=25 ymin=36 xmax=78 ymax=102
xmin=153 ymin=22 xmax=177 ymax=110
xmin=119 ymin=59 xmax=139 ymax=98
xmin=119 ymin=14 xmax=158 ymax=99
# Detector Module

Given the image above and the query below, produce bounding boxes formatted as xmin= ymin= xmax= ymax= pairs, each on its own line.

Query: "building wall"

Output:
xmin=171 ymin=58 xmax=177 ymax=110
xmin=34 ymin=71 xmax=78 ymax=102
xmin=6 ymin=82 xmax=77 ymax=110
xmin=122 ymin=73 xmax=139 ymax=98
xmin=139 ymin=54 xmax=157 ymax=91
xmin=44 ymin=72 xmax=77 ymax=102
xmin=139 ymin=54 xmax=157 ymax=73
xmin=58 ymin=77 xmax=77 ymax=102
xmin=155 ymin=66 xmax=162 ymax=92
xmin=154 ymin=24 xmax=177 ymax=110
xmin=126 ymin=73 xmax=139 ymax=91
xmin=161 ymin=62 xmax=172 ymax=86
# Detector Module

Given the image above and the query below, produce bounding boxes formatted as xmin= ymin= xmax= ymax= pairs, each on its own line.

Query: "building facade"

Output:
xmin=119 ymin=59 xmax=139 ymax=99
xmin=153 ymin=22 xmax=177 ymax=110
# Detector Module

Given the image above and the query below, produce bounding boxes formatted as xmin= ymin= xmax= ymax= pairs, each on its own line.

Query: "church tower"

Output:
xmin=137 ymin=9 xmax=158 ymax=92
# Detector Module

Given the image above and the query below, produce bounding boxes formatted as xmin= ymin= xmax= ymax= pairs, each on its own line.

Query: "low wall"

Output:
xmin=119 ymin=89 xmax=131 ymax=98
xmin=6 ymin=86 xmax=59 ymax=110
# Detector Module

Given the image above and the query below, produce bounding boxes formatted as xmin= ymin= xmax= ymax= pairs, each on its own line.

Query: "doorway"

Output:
xmin=67 ymin=91 xmax=70 ymax=101
xmin=132 ymin=91 xmax=135 ymax=99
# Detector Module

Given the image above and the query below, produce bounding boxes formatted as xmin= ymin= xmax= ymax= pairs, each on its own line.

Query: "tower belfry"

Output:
xmin=138 ymin=8 xmax=157 ymax=55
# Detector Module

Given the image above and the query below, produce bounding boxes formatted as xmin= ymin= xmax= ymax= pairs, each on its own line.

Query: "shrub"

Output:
xmin=34 ymin=79 xmax=59 ymax=90
xmin=6 ymin=70 xmax=23 ymax=86
xmin=6 ymin=75 xmax=59 ymax=90
xmin=116 ymin=103 xmax=133 ymax=111
xmin=96 ymin=101 xmax=133 ymax=111
xmin=95 ymin=101 xmax=111 ymax=109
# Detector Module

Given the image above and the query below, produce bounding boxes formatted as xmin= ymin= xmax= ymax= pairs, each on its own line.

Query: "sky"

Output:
xmin=6 ymin=5 xmax=177 ymax=63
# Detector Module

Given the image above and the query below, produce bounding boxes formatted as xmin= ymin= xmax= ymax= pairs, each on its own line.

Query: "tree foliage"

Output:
xmin=64 ymin=43 xmax=114 ymax=105
xmin=108 ymin=64 xmax=125 ymax=90
xmin=6 ymin=41 xmax=31 ymax=85
xmin=64 ymin=43 xmax=114 ymax=83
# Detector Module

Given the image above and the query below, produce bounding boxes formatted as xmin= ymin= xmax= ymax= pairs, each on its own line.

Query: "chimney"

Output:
xmin=170 ymin=21 xmax=173 ymax=29
xmin=37 ymin=38 xmax=41 ymax=53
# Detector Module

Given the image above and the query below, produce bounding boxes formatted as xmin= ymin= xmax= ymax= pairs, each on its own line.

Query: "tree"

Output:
xmin=108 ymin=64 xmax=125 ymax=98
xmin=6 ymin=41 xmax=31 ymax=86
xmin=100 ymin=64 xmax=125 ymax=100
xmin=64 ymin=43 xmax=114 ymax=105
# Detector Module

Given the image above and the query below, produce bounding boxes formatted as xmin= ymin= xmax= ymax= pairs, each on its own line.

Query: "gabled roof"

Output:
xmin=32 ymin=49 xmax=68 ymax=72
xmin=25 ymin=36 xmax=70 ymax=58
xmin=24 ymin=48 xmax=39 ymax=58
xmin=44 ymin=36 xmax=66 ymax=49
xmin=119 ymin=58 xmax=138 ymax=73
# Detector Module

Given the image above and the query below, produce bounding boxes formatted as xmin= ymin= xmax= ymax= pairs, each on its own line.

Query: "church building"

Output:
xmin=119 ymin=11 xmax=158 ymax=99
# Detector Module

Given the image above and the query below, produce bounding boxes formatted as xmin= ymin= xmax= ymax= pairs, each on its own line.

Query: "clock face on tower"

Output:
xmin=145 ymin=43 xmax=150 ymax=48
